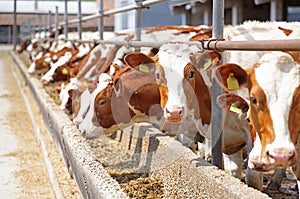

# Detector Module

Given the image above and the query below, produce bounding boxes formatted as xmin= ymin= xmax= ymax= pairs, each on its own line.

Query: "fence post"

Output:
xmin=98 ymin=0 xmax=103 ymax=40
xmin=55 ymin=6 xmax=59 ymax=39
xmin=78 ymin=0 xmax=82 ymax=40
xmin=64 ymin=0 xmax=68 ymax=39
xmin=48 ymin=10 xmax=52 ymax=33
xmin=135 ymin=0 xmax=143 ymax=52
xmin=211 ymin=0 xmax=224 ymax=170
xmin=32 ymin=18 xmax=36 ymax=38
xmin=13 ymin=0 xmax=17 ymax=50
xmin=44 ymin=14 xmax=47 ymax=38
xmin=28 ymin=19 xmax=32 ymax=39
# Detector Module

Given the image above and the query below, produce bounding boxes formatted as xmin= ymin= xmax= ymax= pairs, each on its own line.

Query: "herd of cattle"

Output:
xmin=18 ymin=21 xmax=300 ymax=196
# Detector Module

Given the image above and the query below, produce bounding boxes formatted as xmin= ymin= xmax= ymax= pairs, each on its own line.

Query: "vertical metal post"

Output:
xmin=98 ymin=0 xmax=103 ymax=40
xmin=64 ymin=0 xmax=68 ymax=39
xmin=13 ymin=0 xmax=17 ymax=50
xmin=28 ymin=19 xmax=32 ymax=39
xmin=211 ymin=0 xmax=224 ymax=169
xmin=55 ymin=6 xmax=59 ymax=39
xmin=32 ymin=18 xmax=36 ymax=38
xmin=135 ymin=0 xmax=143 ymax=51
xmin=38 ymin=15 xmax=42 ymax=39
xmin=78 ymin=0 xmax=82 ymax=40
xmin=48 ymin=10 xmax=52 ymax=32
xmin=44 ymin=14 xmax=47 ymax=38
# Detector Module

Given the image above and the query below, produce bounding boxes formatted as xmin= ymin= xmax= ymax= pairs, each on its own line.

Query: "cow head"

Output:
xmin=154 ymin=44 xmax=219 ymax=129
xmin=80 ymin=52 xmax=161 ymax=138
xmin=94 ymin=53 xmax=161 ymax=133
xmin=215 ymin=51 xmax=300 ymax=171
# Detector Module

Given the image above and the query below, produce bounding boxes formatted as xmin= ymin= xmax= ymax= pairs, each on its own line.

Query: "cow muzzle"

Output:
xmin=267 ymin=147 xmax=296 ymax=167
xmin=165 ymin=106 xmax=184 ymax=122
xmin=249 ymin=147 xmax=296 ymax=172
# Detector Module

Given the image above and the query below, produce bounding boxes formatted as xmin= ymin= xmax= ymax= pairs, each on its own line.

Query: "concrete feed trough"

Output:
xmin=10 ymin=51 xmax=270 ymax=199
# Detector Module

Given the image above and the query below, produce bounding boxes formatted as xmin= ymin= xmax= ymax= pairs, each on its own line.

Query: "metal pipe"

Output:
xmin=13 ymin=0 xmax=17 ymax=50
xmin=55 ymin=6 xmax=59 ymax=39
xmin=57 ymin=0 xmax=166 ymax=26
xmin=36 ymin=37 xmax=300 ymax=51
xmin=98 ymin=0 xmax=103 ymax=40
xmin=48 ymin=10 xmax=52 ymax=32
xmin=211 ymin=0 xmax=224 ymax=170
xmin=206 ymin=39 xmax=300 ymax=51
xmin=78 ymin=0 xmax=82 ymax=40
xmin=135 ymin=0 xmax=143 ymax=52
xmin=44 ymin=14 xmax=47 ymax=38
xmin=64 ymin=0 xmax=68 ymax=39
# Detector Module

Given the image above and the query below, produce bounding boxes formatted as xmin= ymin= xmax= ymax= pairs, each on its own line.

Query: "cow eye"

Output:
xmin=98 ymin=99 xmax=106 ymax=106
xmin=250 ymin=96 xmax=257 ymax=105
xmin=189 ymin=70 xmax=195 ymax=78
xmin=156 ymin=71 xmax=160 ymax=80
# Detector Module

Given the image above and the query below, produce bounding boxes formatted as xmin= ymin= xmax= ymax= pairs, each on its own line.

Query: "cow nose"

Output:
xmin=267 ymin=147 xmax=296 ymax=166
xmin=166 ymin=106 xmax=184 ymax=122
xmin=81 ymin=129 xmax=87 ymax=138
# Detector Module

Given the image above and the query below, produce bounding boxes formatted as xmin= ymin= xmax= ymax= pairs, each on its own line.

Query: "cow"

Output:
xmin=76 ymin=52 xmax=163 ymax=138
xmin=59 ymin=33 xmax=135 ymax=115
xmin=214 ymin=51 xmax=300 ymax=194
xmin=28 ymin=40 xmax=78 ymax=75
xmin=149 ymin=40 xmax=296 ymax=191
xmin=71 ymin=25 xmax=212 ymax=124
xmin=41 ymin=43 xmax=93 ymax=83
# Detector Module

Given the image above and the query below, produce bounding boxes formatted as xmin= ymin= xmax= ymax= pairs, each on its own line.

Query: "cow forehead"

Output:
xmin=255 ymin=52 xmax=299 ymax=104
xmin=158 ymin=44 xmax=201 ymax=76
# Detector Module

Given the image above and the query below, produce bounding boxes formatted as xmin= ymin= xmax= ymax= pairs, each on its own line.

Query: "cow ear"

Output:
xmin=283 ymin=51 xmax=300 ymax=64
xmin=124 ymin=52 xmax=155 ymax=73
xmin=124 ymin=52 xmax=154 ymax=67
xmin=278 ymin=26 xmax=293 ymax=36
xmin=190 ymin=50 xmax=221 ymax=71
xmin=217 ymin=93 xmax=249 ymax=115
xmin=214 ymin=63 xmax=248 ymax=91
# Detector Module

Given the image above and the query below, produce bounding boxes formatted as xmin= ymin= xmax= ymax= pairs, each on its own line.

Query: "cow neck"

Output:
xmin=91 ymin=46 xmax=121 ymax=86
xmin=194 ymin=67 xmax=212 ymax=125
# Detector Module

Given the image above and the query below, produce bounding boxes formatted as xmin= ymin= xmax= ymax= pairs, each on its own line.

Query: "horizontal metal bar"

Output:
xmin=205 ymin=39 xmax=300 ymax=51
xmin=59 ymin=0 xmax=167 ymax=26
xmin=36 ymin=37 xmax=300 ymax=52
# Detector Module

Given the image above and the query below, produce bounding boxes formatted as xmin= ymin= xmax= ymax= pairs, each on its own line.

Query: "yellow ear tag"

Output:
xmin=229 ymin=103 xmax=242 ymax=114
xmin=42 ymin=61 xmax=48 ymax=66
xmin=62 ymin=68 xmax=69 ymax=75
xmin=203 ymin=59 xmax=212 ymax=70
xmin=139 ymin=64 xmax=149 ymax=73
xmin=75 ymin=95 xmax=79 ymax=102
xmin=83 ymin=81 xmax=88 ymax=87
xmin=227 ymin=73 xmax=239 ymax=90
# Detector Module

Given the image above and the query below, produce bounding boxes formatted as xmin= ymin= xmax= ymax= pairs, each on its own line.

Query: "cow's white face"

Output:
xmin=78 ymin=73 xmax=112 ymax=138
xmin=215 ymin=51 xmax=300 ymax=171
xmin=156 ymin=44 xmax=201 ymax=122
xmin=59 ymin=78 xmax=81 ymax=113
xmin=249 ymin=52 xmax=300 ymax=170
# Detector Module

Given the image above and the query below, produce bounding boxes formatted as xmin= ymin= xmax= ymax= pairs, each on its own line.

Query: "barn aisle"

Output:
xmin=0 ymin=47 xmax=80 ymax=199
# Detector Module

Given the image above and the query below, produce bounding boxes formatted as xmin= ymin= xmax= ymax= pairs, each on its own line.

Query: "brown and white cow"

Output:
xmin=77 ymin=53 xmax=163 ymax=138
xmin=28 ymin=40 xmax=77 ymax=75
xmin=41 ymin=43 xmax=93 ymax=83
xmin=215 ymin=51 xmax=300 ymax=192
xmin=151 ymin=41 xmax=292 ymax=190
xmin=72 ymin=25 xmax=212 ymax=126
xmin=59 ymin=33 xmax=134 ymax=115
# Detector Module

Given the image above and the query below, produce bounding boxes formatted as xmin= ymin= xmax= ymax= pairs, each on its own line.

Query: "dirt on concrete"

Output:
xmin=0 ymin=51 xmax=81 ymax=199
